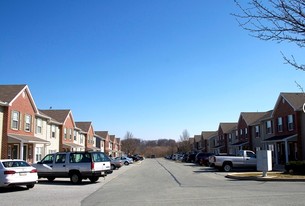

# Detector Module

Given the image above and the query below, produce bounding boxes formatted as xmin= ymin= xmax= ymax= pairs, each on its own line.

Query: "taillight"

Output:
xmin=91 ymin=162 xmax=94 ymax=170
xmin=4 ymin=170 xmax=16 ymax=175
xmin=30 ymin=169 xmax=37 ymax=173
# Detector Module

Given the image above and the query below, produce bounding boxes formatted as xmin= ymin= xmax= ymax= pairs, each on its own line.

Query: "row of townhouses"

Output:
xmin=190 ymin=92 xmax=305 ymax=166
xmin=0 ymin=84 xmax=122 ymax=164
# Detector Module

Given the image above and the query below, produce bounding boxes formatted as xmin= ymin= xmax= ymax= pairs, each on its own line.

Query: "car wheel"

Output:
xmin=124 ymin=161 xmax=129 ymax=165
xmin=47 ymin=177 xmax=55 ymax=182
xmin=111 ymin=164 xmax=116 ymax=170
xmin=70 ymin=172 xmax=82 ymax=184
xmin=223 ymin=163 xmax=232 ymax=172
xmin=89 ymin=177 xmax=99 ymax=183
xmin=26 ymin=184 xmax=35 ymax=189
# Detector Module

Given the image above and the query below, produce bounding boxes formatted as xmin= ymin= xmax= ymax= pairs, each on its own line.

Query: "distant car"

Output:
xmin=0 ymin=159 xmax=38 ymax=189
xmin=195 ymin=152 xmax=214 ymax=166
xmin=110 ymin=158 xmax=123 ymax=170
xmin=187 ymin=153 xmax=197 ymax=163
xmin=115 ymin=156 xmax=133 ymax=165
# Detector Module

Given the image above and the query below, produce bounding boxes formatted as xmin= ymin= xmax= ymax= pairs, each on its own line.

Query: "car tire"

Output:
xmin=89 ymin=177 xmax=99 ymax=183
xmin=26 ymin=184 xmax=35 ymax=189
xmin=111 ymin=164 xmax=116 ymax=170
xmin=70 ymin=172 xmax=82 ymax=184
xmin=124 ymin=161 xmax=129 ymax=165
xmin=222 ymin=163 xmax=232 ymax=172
xmin=47 ymin=177 xmax=55 ymax=182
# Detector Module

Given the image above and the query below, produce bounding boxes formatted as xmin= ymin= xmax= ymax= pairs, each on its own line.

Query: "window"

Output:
xmin=64 ymin=128 xmax=67 ymax=140
xmin=240 ymin=129 xmax=243 ymax=136
xmin=51 ymin=125 xmax=56 ymax=138
xmin=74 ymin=131 xmax=77 ymax=141
xmin=8 ymin=145 xmax=12 ymax=159
xmin=36 ymin=118 xmax=42 ymax=134
xmin=255 ymin=126 xmax=260 ymax=138
xmin=11 ymin=111 xmax=20 ymax=130
xmin=55 ymin=154 xmax=66 ymax=163
xmin=278 ymin=117 xmax=283 ymax=132
xmin=35 ymin=147 xmax=42 ymax=162
xmin=69 ymin=129 xmax=72 ymax=140
xmin=41 ymin=154 xmax=54 ymax=164
xmin=25 ymin=114 xmax=32 ymax=132
xmin=266 ymin=120 xmax=273 ymax=134
xmin=228 ymin=134 xmax=232 ymax=142
xmin=80 ymin=134 xmax=84 ymax=144
xmin=288 ymin=115 xmax=294 ymax=131
xmin=245 ymin=128 xmax=248 ymax=135
xmin=235 ymin=130 xmax=238 ymax=137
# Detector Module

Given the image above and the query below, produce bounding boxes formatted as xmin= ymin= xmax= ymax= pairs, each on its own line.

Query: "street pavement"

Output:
xmin=1 ymin=159 xmax=305 ymax=206
xmin=82 ymin=158 xmax=305 ymax=206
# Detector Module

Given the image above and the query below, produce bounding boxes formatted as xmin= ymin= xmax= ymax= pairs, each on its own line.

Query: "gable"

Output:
xmin=2 ymin=85 xmax=38 ymax=113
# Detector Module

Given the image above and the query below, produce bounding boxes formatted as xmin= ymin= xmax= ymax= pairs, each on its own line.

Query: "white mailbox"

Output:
xmin=257 ymin=150 xmax=272 ymax=177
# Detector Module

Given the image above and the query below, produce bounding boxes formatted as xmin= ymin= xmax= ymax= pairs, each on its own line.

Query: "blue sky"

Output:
xmin=0 ymin=1 xmax=304 ymax=140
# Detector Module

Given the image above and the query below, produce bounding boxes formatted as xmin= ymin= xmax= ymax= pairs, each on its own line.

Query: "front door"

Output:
xmin=23 ymin=145 xmax=27 ymax=161
xmin=12 ymin=145 xmax=19 ymax=159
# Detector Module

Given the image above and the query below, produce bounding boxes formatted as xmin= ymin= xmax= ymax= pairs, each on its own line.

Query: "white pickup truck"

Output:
xmin=32 ymin=151 xmax=111 ymax=184
xmin=209 ymin=150 xmax=257 ymax=172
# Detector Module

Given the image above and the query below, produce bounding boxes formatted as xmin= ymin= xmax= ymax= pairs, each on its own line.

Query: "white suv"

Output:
xmin=33 ymin=151 xmax=111 ymax=184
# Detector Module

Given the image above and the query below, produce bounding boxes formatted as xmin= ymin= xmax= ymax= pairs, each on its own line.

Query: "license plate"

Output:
xmin=19 ymin=173 xmax=27 ymax=176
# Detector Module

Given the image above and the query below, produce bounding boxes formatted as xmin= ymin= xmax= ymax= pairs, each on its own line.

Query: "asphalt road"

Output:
xmin=83 ymin=158 xmax=305 ymax=206
xmin=1 ymin=159 xmax=305 ymax=206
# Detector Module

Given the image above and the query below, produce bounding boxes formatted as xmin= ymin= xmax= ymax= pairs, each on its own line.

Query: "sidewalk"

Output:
xmin=226 ymin=171 xmax=305 ymax=182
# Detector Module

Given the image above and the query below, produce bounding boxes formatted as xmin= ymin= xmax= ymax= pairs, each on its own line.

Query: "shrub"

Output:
xmin=285 ymin=161 xmax=305 ymax=175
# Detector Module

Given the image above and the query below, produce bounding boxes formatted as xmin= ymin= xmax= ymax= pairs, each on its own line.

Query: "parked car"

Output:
xmin=115 ymin=156 xmax=133 ymax=165
xmin=187 ymin=152 xmax=198 ymax=163
xmin=110 ymin=157 xmax=123 ymax=170
xmin=209 ymin=150 xmax=257 ymax=172
xmin=0 ymin=159 xmax=38 ymax=189
xmin=32 ymin=151 xmax=111 ymax=184
xmin=195 ymin=152 xmax=214 ymax=166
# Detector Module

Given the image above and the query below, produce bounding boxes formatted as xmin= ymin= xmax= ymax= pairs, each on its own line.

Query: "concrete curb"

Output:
xmin=226 ymin=172 xmax=305 ymax=182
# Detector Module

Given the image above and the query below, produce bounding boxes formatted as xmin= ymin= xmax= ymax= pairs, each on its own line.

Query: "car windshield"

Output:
xmin=2 ymin=161 xmax=30 ymax=168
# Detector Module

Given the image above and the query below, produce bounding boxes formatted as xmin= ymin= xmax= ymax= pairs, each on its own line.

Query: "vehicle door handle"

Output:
xmin=63 ymin=165 xmax=66 ymax=167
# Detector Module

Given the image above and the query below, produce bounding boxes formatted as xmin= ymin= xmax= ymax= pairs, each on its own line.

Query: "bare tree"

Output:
xmin=121 ymin=131 xmax=141 ymax=155
xmin=178 ymin=129 xmax=191 ymax=153
xmin=233 ymin=0 xmax=305 ymax=71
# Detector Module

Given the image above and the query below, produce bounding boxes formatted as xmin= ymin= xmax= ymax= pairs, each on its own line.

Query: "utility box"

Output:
xmin=257 ymin=150 xmax=272 ymax=177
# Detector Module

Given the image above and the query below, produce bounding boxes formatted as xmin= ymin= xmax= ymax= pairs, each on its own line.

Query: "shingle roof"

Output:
xmin=39 ymin=109 xmax=71 ymax=123
xmin=109 ymin=135 xmax=115 ymax=142
xmin=219 ymin=123 xmax=237 ymax=133
xmin=241 ymin=112 xmax=269 ymax=125
xmin=201 ymin=131 xmax=217 ymax=140
xmin=75 ymin=122 xmax=92 ymax=132
xmin=281 ymin=92 xmax=305 ymax=111
xmin=0 ymin=84 xmax=27 ymax=103
xmin=95 ymin=131 xmax=108 ymax=139
xmin=250 ymin=110 xmax=273 ymax=125
xmin=194 ymin=135 xmax=201 ymax=142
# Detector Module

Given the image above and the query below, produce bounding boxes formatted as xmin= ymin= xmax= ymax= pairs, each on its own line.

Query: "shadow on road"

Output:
xmin=37 ymin=179 xmax=101 ymax=186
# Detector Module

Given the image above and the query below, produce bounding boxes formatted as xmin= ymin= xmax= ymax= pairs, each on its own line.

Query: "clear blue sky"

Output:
xmin=0 ymin=1 xmax=304 ymax=141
